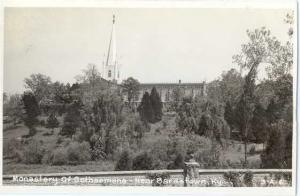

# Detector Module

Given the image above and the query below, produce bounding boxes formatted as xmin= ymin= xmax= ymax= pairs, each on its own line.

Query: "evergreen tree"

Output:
xmin=150 ymin=87 xmax=163 ymax=122
xmin=138 ymin=92 xmax=154 ymax=123
xmin=22 ymin=91 xmax=40 ymax=136
xmin=46 ymin=113 xmax=59 ymax=134
xmin=61 ymin=100 xmax=82 ymax=137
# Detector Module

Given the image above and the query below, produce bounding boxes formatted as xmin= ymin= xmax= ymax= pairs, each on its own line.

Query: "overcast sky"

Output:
xmin=4 ymin=8 xmax=292 ymax=94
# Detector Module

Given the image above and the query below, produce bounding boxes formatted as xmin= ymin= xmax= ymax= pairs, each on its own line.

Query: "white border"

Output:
xmin=0 ymin=0 xmax=297 ymax=195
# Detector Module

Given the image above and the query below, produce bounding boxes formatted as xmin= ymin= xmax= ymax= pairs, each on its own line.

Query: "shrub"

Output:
xmin=90 ymin=136 xmax=106 ymax=160
xmin=52 ymin=148 xmax=68 ymax=165
xmin=3 ymin=138 xmax=23 ymax=162
xmin=67 ymin=141 xmax=91 ymax=165
xmin=146 ymin=172 xmax=170 ymax=186
xmin=223 ymin=172 xmax=242 ymax=187
xmin=23 ymin=140 xmax=44 ymax=164
xmin=115 ymin=151 xmax=132 ymax=171
xmin=46 ymin=113 xmax=59 ymax=132
xmin=243 ymin=171 xmax=253 ymax=187
xmin=132 ymin=152 xmax=154 ymax=170
xmin=167 ymin=153 xmax=184 ymax=169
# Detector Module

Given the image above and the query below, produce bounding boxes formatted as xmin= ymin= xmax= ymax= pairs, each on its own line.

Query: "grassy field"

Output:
xmin=3 ymin=113 xmax=262 ymax=174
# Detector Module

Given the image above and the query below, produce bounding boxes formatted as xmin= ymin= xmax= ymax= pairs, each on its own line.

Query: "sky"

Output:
xmin=4 ymin=8 xmax=292 ymax=94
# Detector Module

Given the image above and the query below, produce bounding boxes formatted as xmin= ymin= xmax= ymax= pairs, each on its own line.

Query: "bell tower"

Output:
xmin=104 ymin=14 xmax=120 ymax=83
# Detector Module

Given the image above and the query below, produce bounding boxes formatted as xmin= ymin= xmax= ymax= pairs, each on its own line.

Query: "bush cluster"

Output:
xmin=43 ymin=141 xmax=91 ymax=165
xmin=23 ymin=140 xmax=45 ymax=164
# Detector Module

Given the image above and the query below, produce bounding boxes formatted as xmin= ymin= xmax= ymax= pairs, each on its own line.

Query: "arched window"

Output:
xmin=108 ymin=70 xmax=112 ymax=78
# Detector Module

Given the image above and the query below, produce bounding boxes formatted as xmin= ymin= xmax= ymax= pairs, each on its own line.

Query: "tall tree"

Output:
xmin=75 ymin=63 xmax=102 ymax=87
xmin=22 ymin=91 xmax=40 ymax=136
xmin=150 ymin=87 xmax=163 ymax=122
xmin=234 ymin=67 xmax=256 ymax=166
xmin=24 ymin=73 xmax=52 ymax=102
xmin=138 ymin=92 xmax=154 ymax=123
xmin=121 ymin=77 xmax=140 ymax=106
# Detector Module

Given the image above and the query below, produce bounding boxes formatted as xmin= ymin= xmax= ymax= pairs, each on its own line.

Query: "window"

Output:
xmin=108 ymin=70 xmax=112 ymax=77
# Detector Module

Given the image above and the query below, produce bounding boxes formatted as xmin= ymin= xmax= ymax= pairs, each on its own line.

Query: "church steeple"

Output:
xmin=104 ymin=14 xmax=119 ymax=83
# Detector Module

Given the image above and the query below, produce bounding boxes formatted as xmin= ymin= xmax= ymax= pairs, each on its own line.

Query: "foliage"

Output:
xmin=150 ymin=87 xmax=163 ymax=122
xmin=75 ymin=64 xmax=102 ymax=87
xmin=224 ymin=101 xmax=235 ymax=131
xmin=138 ymin=92 xmax=154 ymax=123
xmin=60 ymin=100 xmax=83 ymax=137
xmin=91 ymin=91 xmax=124 ymax=132
xmin=167 ymin=153 xmax=184 ymax=169
xmin=22 ymin=91 xmax=40 ymax=136
xmin=123 ymin=113 xmax=148 ymax=146
xmin=194 ymin=140 xmax=221 ymax=168
xmin=261 ymin=120 xmax=292 ymax=168
xmin=23 ymin=140 xmax=45 ymax=164
xmin=66 ymin=141 xmax=91 ymax=165
xmin=250 ymin=103 xmax=267 ymax=143
xmin=223 ymin=172 xmax=242 ymax=187
xmin=46 ymin=113 xmax=59 ymax=132
xmin=171 ymin=86 xmax=185 ymax=110
xmin=132 ymin=152 xmax=154 ymax=170
xmin=90 ymin=134 xmax=106 ymax=160
xmin=51 ymin=148 xmax=68 ymax=165
xmin=121 ymin=77 xmax=140 ymax=104
xmin=24 ymin=73 xmax=52 ymax=102
xmin=243 ymin=171 xmax=254 ymax=187
xmin=115 ymin=151 xmax=132 ymax=171
xmin=3 ymin=94 xmax=23 ymax=125
xmin=3 ymin=138 xmax=23 ymax=162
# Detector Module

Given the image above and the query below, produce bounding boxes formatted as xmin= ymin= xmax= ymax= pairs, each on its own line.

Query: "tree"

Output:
xmin=75 ymin=64 xmax=102 ymax=87
xmin=121 ymin=77 xmax=140 ymax=106
xmin=224 ymin=101 xmax=235 ymax=131
xmin=46 ymin=113 xmax=59 ymax=134
xmin=61 ymin=100 xmax=82 ymax=137
xmin=150 ymin=87 xmax=163 ymax=122
xmin=22 ymin=91 xmax=40 ymax=136
xmin=261 ymin=120 xmax=291 ymax=168
xmin=3 ymin=94 xmax=23 ymax=125
xmin=219 ymin=69 xmax=244 ymax=105
xmin=234 ymin=68 xmax=256 ymax=166
xmin=24 ymin=73 xmax=52 ymax=102
xmin=250 ymin=102 xmax=268 ymax=144
xmin=115 ymin=151 xmax=132 ymax=171
xmin=138 ymin=92 xmax=154 ymax=123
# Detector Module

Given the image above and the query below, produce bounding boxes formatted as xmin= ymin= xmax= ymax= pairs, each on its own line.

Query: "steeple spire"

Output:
xmin=104 ymin=14 xmax=119 ymax=83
